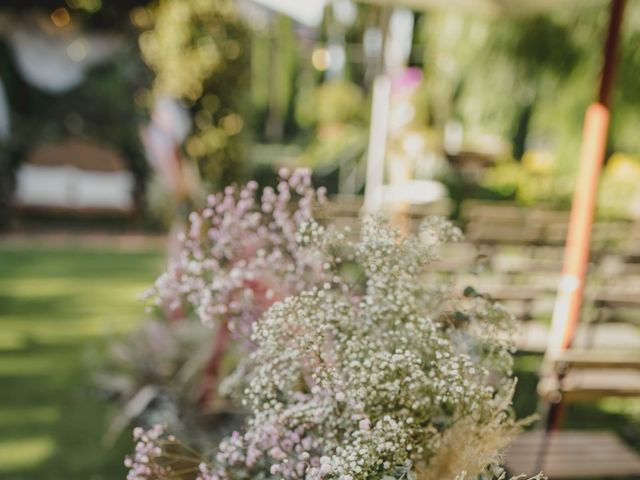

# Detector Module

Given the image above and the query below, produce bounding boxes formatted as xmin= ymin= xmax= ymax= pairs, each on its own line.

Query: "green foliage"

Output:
xmin=139 ymin=0 xmax=250 ymax=189
xmin=2 ymin=43 xmax=148 ymax=167
xmin=496 ymin=15 xmax=581 ymax=77
xmin=294 ymin=81 xmax=368 ymax=175
xmin=298 ymin=124 xmax=368 ymax=172
xmin=0 ymin=38 xmax=148 ymax=227
xmin=598 ymin=153 xmax=640 ymax=219
xmin=481 ymin=149 xmax=640 ymax=219
xmin=296 ymin=80 xmax=366 ymax=128
xmin=421 ymin=6 xmax=640 ymax=211
xmin=0 ymin=142 xmax=12 ymax=228
xmin=420 ymin=11 xmax=582 ymax=141
xmin=480 ymin=151 xmax=567 ymax=207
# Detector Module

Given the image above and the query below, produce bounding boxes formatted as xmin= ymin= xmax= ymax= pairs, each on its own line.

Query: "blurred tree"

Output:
xmin=420 ymin=11 xmax=581 ymax=157
xmin=296 ymin=80 xmax=366 ymax=128
xmin=497 ymin=14 xmax=581 ymax=159
xmin=419 ymin=6 xmax=640 ymax=210
xmin=294 ymin=80 xmax=368 ymax=192
xmin=138 ymin=0 xmax=250 ymax=190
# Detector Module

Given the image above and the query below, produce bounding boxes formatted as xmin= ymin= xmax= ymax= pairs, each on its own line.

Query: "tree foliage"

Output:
xmin=139 ymin=0 xmax=250 ymax=189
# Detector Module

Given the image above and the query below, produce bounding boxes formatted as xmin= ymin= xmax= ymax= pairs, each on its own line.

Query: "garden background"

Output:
xmin=1 ymin=0 xmax=640 ymax=478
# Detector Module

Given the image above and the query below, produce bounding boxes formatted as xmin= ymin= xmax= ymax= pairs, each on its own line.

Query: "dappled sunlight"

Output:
xmin=0 ymin=436 xmax=56 ymax=471
xmin=0 ymin=246 xmax=164 ymax=479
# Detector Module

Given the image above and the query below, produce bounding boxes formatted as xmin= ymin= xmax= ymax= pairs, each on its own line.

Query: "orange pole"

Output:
xmin=547 ymin=0 xmax=626 ymax=358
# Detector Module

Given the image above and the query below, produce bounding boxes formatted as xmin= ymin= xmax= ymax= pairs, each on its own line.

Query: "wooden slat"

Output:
xmin=593 ymin=290 xmax=640 ymax=308
xmin=505 ymin=430 xmax=640 ymax=479
xmin=461 ymin=201 xmax=638 ymax=249
xmin=555 ymin=350 xmax=640 ymax=370
xmin=466 ymin=223 xmax=546 ymax=245
xmin=538 ymin=369 xmax=640 ymax=402
xmin=481 ymin=285 xmax=553 ymax=302
xmin=516 ymin=322 xmax=550 ymax=352
xmin=560 ymin=369 xmax=640 ymax=401
xmin=572 ymin=323 xmax=640 ymax=351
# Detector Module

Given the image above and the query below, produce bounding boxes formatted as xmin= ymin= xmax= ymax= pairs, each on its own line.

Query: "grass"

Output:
xmin=0 ymin=245 xmax=165 ymax=480
xmin=0 ymin=244 xmax=639 ymax=479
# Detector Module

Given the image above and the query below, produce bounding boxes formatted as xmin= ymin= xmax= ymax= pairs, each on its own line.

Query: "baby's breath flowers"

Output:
xmin=125 ymin=425 xmax=211 ymax=480
xmin=102 ymin=170 xmax=330 ymax=436
xmin=145 ymin=168 xmax=328 ymax=404
xmin=147 ymin=168 xmax=327 ymax=337
xmin=127 ymin=210 xmax=543 ymax=480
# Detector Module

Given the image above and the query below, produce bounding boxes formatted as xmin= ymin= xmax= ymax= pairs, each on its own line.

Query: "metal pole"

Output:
xmin=364 ymin=6 xmax=392 ymax=214
xmin=535 ymin=6 xmax=627 ymax=468
xmin=546 ymin=0 xmax=626 ymax=361
xmin=364 ymin=74 xmax=391 ymax=213
xmin=532 ymin=12 xmax=629 ymax=473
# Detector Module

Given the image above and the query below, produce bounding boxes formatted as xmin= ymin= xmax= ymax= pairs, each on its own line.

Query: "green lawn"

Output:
xmin=1 ymin=244 xmax=638 ymax=480
xmin=0 ymin=245 xmax=165 ymax=480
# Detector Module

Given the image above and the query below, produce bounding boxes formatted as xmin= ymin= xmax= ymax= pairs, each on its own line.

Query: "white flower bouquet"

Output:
xmin=125 ymin=172 xmax=542 ymax=480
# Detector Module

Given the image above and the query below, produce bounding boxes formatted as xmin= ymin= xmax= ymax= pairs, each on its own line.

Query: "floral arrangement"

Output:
xmin=98 ymin=170 xmax=329 ymax=435
xmin=148 ymin=168 xmax=328 ymax=405
xmin=125 ymin=178 xmax=542 ymax=479
xmin=148 ymin=168 xmax=327 ymax=337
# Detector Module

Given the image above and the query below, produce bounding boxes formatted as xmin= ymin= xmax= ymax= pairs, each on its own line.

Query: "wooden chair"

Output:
xmin=505 ymin=347 xmax=640 ymax=478
xmin=506 ymin=430 xmax=640 ymax=479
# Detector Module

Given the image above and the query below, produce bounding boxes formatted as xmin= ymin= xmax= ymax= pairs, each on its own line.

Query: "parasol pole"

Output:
xmin=544 ymin=0 xmax=626 ymax=403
